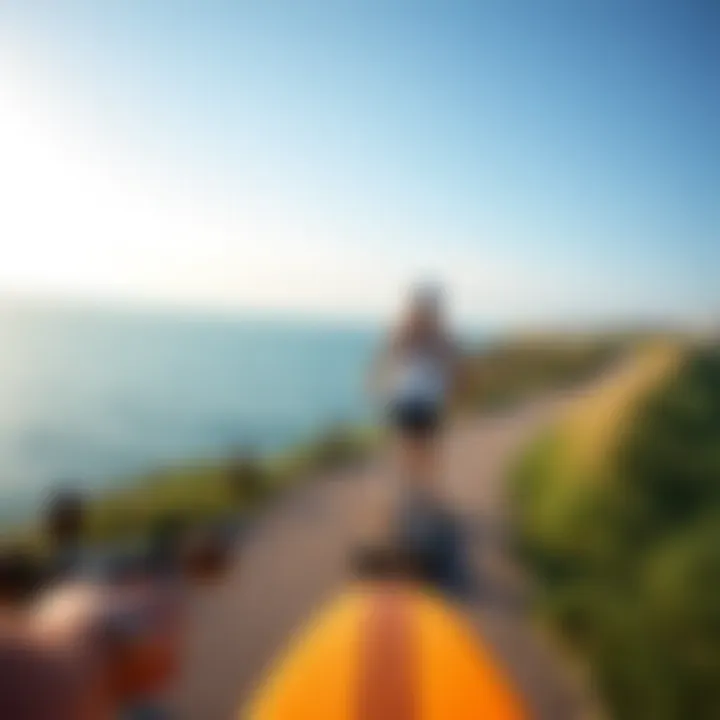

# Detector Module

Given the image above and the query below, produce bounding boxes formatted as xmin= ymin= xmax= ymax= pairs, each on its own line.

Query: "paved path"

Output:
xmin=168 ymin=391 xmax=601 ymax=719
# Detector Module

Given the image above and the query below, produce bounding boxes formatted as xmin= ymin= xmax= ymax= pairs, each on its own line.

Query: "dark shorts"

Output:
xmin=389 ymin=399 xmax=441 ymax=439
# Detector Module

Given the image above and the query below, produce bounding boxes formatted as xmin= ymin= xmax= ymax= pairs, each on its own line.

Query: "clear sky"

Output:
xmin=0 ymin=1 xmax=718 ymax=327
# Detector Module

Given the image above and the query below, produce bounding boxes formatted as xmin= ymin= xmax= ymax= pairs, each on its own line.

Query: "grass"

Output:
xmin=512 ymin=341 xmax=720 ymax=719
xmin=556 ymin=341 xmax=682 ymax=482
xmin=2 ymin=423 xmax=382 ymax=554
xmin=461 ymin=334 xmax=628 ymax=412
xmin=512 ymin=341 xmax=683 ymax=580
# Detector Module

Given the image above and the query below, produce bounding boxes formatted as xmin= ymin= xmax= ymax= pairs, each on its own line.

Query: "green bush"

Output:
xmin=513 ymin=347 xmax=720 ymax=719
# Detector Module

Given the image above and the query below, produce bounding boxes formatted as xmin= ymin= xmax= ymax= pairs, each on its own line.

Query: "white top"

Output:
xmin=389 ymin=349 xmax=450 ymax=406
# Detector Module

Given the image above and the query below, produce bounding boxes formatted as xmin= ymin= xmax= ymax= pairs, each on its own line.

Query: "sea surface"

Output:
xmin=0 ymin=299 xmax=382 ymax=519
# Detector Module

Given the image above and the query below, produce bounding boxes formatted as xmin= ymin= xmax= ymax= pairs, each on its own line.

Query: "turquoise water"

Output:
xmin=0 ymin=300 xmax=381 ymax=517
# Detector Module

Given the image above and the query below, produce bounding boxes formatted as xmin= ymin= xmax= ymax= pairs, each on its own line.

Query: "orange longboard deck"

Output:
xmin=244 ymin=584 xmax=528 ymax=720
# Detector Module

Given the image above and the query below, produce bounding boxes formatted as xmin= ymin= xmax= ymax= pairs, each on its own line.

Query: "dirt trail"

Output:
xmin=168 ymin=390 xmax=600 ymax=719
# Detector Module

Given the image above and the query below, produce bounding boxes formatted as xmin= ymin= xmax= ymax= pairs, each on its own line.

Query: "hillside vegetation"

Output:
xmin=462 ymin=335 xmax=626 ymax=411
xmin=3 ymin=424 xmax=378 ymax=554
xmin=1 ymin=334 xmax=627 ymax=592
xmin=513 ymin=342 xmax=720 ymax=719
xmin=1 ymin=336 xmax=624 ymax=547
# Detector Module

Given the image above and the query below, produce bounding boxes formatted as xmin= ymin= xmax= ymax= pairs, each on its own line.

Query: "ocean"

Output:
xmin=0 ymin=299 xmax=382 ymax=519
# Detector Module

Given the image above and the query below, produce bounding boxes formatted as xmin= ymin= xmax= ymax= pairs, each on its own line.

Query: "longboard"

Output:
xmin=350 ymin=486 xmax=470 ymax=597
xmin=244 ymin=583 xmax=527 ymax=719
xmin=393 ymin=489 xmax=470 ymax=594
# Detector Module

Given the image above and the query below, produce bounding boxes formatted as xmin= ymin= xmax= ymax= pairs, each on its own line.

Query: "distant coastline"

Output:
xmin=0 ymin=297 xmax=383 ymax=520
xmin=2 ymin=329 xmax=625 ymax=546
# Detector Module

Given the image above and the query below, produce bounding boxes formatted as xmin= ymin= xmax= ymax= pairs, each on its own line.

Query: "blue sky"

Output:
xmin=0 ymin=1 xmax=718 ymax=326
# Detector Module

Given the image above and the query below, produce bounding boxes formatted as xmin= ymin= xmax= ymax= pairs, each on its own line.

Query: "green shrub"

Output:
xmin=513 ymin=346 xmax=720 ymax=720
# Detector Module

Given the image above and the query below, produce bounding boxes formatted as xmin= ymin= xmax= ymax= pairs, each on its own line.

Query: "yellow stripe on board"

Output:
xmin=245 ymin=591 xmax=365 ymax=720
xmin=415 ymin=592 xmax=528 ymax=720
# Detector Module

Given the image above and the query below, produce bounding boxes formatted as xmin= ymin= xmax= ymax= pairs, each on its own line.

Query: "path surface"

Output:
xmin=167 ymin=391 xmax=600 ymax=719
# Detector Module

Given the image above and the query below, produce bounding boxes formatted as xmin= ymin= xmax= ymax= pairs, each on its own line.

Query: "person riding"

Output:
xmin=371 ymin=282 xmax=460 ymax=493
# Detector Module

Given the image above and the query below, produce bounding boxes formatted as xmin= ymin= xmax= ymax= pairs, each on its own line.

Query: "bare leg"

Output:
xmin=396 ymin=435 xmax=441 ymax=497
